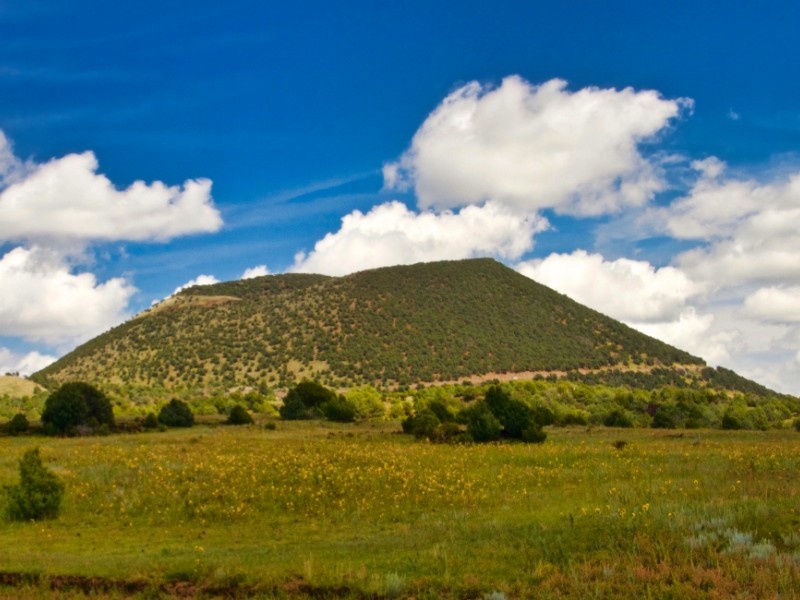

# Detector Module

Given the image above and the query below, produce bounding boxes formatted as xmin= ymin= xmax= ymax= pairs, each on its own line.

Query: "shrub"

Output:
xmin=651 ymin=405 xmax=678 ymax=429
xmin=428 ymin=400 xmax=456 ymax=423
xmin=402 ymin=409 xmax=441 ymax=439
xmin=158 ymin=399 xmax=194 ymax=427
xmin=722 ymin=407 xmax=750 ymax=430
xmin=501 ymin=399 xmax=535 ymax=439
xmin=291 ymin=380 xmax=336 ymax=410
xmin=279 ymin=389 xmax=311 ymax=420
xmin=322 ymin=396 xmax=356 ymax=423
xmin=142 ymin=412 xmax=159 ymax=430
xmin=522 ymin=422 xmax=547 ymax=444
xmin=794 ymin=418 xmax=800 ymax=432
xmin=41 ymin=382 xmax=114 ymax=435
xmin=280 ymin=380 xmax=337 ymax=420
xmin=531 ymin=404 xmax=555 ymax=427
xmin=4 ymin=448 xmax=64 ymax=521
xmin=603 ymin=409 xmax=634 ymax=428
xmin=463 ymin=402 xmax=502 ymax=442
xmin=5 ymin=413 xmax=29 ymax=435
xmin=433 ymin=421 xmax=463 ymax=443
xmin=227 ymin=404 xmax=255 ymax=425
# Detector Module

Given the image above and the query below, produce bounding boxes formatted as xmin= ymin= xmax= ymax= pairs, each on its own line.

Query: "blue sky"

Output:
xmin=1 ymin=1 xmax=800 ymax=392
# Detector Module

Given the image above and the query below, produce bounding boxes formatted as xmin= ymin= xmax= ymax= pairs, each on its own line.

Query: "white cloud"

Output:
xmin=292 ymin=200 xmax=548 ymax=276
xmin=0 ymin=131 xmax=31 ymax=188
xmin=744 ymin=286 xmax=800 ymax=323
xmin=0 ymin=130 xmax=225 ymax=355
xmin=172 ymin=274 xmax=220 ymax=295
xmin=0 ymin=148 xmax=222 ymax=246
xmin=385 ymin=76 xmax=689 ymax=216
xmin=652 ymin=160 xmax=800 ymax=289
xmin=515 ymin=250 xmax=701 ymax=323
xmin=0 ymin=246 xmax=135 ymax=344
xmin=241 ymin=265 xmax=270 ymax=279
xmin=0 ymin=347 xmax=56 ymax=376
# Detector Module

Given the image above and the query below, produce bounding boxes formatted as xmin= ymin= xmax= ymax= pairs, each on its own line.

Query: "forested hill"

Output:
xmin=33 ymin=258 xmax=768 ymax=395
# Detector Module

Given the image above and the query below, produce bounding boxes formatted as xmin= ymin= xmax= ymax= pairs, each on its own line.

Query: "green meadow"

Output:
xmin=1 ymin=422 xmax=799 ymax=598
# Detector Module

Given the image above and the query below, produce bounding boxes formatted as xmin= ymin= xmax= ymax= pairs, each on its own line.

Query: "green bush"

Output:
xmin=41 ymin=382 xmax=114 ymax=435
xmin=322 ymin=396 xmax=356 ymax=423
xmin=522 ymin=423 xmax=547 ymax=444
xmin=463 ymin=402 xmax=502 ymax=442
xmin=4 ymin=413 xmax=29 ymax=435
xmin=432 ymin=421 xmax=464 ymax=443
xmin=158 ymin=399 xmax=194 ymax=428
xmin=280 ymin=380 xmax=337 ymax=420
xmin=4 ymin=448 xmax=64 ymax=521
xmin=722 ymin=406 xmax=751 ymax=430
xmin=402 ymin=409 xmax=441 ymax=439
xmin=604 ymin=408 xmax=634 ymax=428
xmin=501 ymin=399 xmax=535 ymax=439
xmin=651 ymin=405 xmax=678 ymax=429
xmin=279 ymin=389 xmax=311 ymax=420
xmin=227 ymin=404 xmax=254 ymax=425
xmin=428 ymin=400 xmax=456 ymax=423
xmin=142 ymin=412 xmax=159 ymax=430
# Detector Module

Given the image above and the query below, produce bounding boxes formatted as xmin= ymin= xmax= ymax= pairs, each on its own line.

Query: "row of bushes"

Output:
xmin=2 ymin=383 xmax=257 ymax=436
xmin=402 ymin=386 xmax=547 ymax=444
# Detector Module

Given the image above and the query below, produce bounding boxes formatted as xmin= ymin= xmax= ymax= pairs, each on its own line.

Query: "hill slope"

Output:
xmin=33 ymin=259 xmax=766 ymax=394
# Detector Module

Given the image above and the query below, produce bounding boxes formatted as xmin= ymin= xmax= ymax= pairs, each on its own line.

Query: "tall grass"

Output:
xmin=1 ymin=423 xmax=799 ymax=597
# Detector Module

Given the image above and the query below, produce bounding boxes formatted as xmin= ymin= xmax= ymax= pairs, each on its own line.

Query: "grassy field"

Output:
xmin=1 ymin=421 xmax=799 ymax=598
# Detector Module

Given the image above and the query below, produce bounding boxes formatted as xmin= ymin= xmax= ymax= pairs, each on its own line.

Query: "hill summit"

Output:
xmin=33 ymin=259 xmax=767 ymax=394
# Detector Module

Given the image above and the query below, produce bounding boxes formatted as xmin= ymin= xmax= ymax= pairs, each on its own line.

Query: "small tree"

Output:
xmin=227 ymin=404 xmax=254 ymax=425
xmin=279 ymin=389 xmax=311 ymax=420
xmin=158 ymin=399 xmax=194 ymax=427
xmin=5 ymin=448 xmax=64 ymax=521
xmin=322 ymin=395 xmax=357 ymax=423
xmin=280 ymin=380 xmax=337 ymax=420
xmin=5 ymin=413 xmax=29 ymax=436
xmin=41 ymin=382 xmax=114 ymax=435
xmin=142 ymin=412 xmax=159 ymax=430
xmin=402 ymin=409 xmax=441 ymax=439
xmin=463 ymin=402 xmax=502 ymax=442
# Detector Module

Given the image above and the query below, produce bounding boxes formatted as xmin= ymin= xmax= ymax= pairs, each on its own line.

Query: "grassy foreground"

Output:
xmin=1 ymin=422 xmax=799 ymax=598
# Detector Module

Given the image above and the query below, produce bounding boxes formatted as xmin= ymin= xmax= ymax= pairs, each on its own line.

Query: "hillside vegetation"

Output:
xmin=33 ymin=259 xmax=765 ymax=396
xmin=0 ymin=376 xmax=41 ymax=398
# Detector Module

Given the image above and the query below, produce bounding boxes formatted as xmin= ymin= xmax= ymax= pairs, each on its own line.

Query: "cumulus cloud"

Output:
xmin=515 ymin=250 xmax=701 ymax=323
xmin=0 ymin=131 xmax=31 ymax=188
xmin=172 ymin=274 xmax=220 ymax=295
xmin=241 ymin=265 xmax=270 ymax=279
xmin=0 ymin=347 xmax=56 ymax=376
xmin=385 ymin=76 xmax=689 ymax=216
xmin=744 ymin=286 xmax=800 ymax=322
xmin=292 ymin=200 xmax=548 ymax=276
xmin=653 ymin=160 xmax=800 ymax=288
xmin=0 ymin=148 xmax=222 ymax=246
xmin=0 ymin=246 xmax=135 ymax=344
